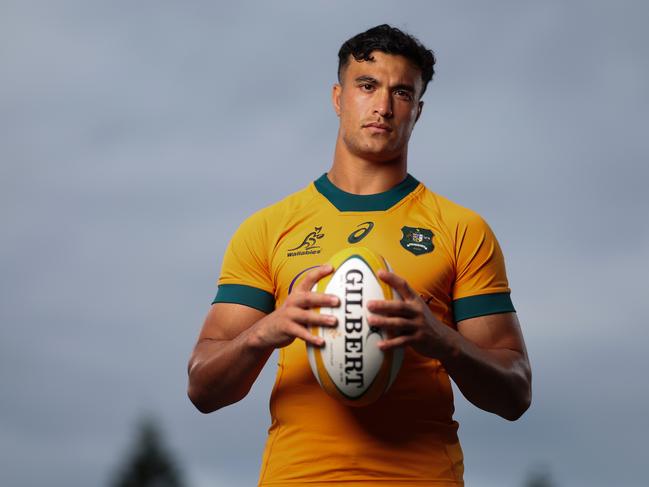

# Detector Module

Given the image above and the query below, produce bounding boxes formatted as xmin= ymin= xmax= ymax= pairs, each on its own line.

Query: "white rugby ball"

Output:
xmin=306 ymin=247 xmax=404 ymax=407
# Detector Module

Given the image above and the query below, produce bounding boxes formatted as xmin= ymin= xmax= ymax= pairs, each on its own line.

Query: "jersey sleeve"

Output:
xmin=451 ymin=212 xmax=515 ymax=322
xmin=212 ymin=210 xmax=276 ymax=314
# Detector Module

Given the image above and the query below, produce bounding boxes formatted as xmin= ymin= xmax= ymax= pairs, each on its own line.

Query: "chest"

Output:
xmin=269 ymin=207 xmax=458 ymax=324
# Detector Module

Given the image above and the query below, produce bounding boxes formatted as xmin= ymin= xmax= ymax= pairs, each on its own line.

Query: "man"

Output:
xmin=188 ymin=24 xmax=531 ymax=486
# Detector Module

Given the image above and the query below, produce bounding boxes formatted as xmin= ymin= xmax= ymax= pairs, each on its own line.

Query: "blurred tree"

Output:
xmin=524 ymin=465 xmax=555 ymax=487
xmin=111 ymin=416 xmax=185 ymax=487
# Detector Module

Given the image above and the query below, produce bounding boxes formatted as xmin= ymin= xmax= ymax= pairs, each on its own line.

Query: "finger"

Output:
xmin=291 ymin=290 xmax=339 ymax=309
xmin=291 ymin=308 xmax=338 ymax=328
xmin=288 ymin=322 xmax=326 ymax=347
xmin=367 ymin=314 xmax=415 ymax=332
xmin=295 ymin=264 xmax=334 ymax=292
xmin=378 ymin=334 xmax=412 ymax=350
xmin=367 ymin=299 xmax=418 ymax=318
xmin=376 ymin=270 xmax=417 ymax=300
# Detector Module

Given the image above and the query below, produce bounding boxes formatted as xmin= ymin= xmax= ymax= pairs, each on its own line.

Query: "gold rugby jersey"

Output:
xmin=213 ymin=173 xmax=515 ymax=486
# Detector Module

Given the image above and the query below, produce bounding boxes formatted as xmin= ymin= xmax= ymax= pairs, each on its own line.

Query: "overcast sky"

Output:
xmin=1 ymin=1 xmax=648 ymax=486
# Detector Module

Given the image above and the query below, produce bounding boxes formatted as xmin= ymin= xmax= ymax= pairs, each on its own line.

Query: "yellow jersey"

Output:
xmin=214 ymin=174 xmax=514 ymax=486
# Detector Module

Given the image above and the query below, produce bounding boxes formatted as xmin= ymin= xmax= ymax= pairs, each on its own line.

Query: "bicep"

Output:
xmin=197 ymin=302 xmax=267 ymax=342
xmin=456 ymin=312 xmax=527 ymax=355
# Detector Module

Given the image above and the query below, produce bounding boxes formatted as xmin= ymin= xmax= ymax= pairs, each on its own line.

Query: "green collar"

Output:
xmin=314 ymin=173 xmax=420 ymax=212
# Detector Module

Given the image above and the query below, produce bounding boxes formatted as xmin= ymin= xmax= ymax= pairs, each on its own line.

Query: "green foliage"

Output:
xmin=524 ymin=465 xmax=555 ymax=487
xmin=111 ymin=417 xmax=185 ymax=487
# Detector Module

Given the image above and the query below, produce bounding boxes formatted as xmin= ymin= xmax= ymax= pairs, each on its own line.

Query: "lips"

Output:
xmin=363 ymin=122 xmax=393 ymax=132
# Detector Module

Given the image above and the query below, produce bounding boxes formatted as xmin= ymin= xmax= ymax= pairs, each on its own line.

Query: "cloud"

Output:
xmin=1 ymin=1 xmax=648 ymax=486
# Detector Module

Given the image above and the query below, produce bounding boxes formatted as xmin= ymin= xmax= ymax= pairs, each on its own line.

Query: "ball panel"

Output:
xmin=322 ymin=256 xmax=384 ymax=399
xmin=306 ymin=247 xmax=403 ymax=407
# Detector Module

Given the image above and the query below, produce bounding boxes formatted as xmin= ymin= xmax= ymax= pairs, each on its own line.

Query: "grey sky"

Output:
xmin=1 ymin=1 xmax=648 ymax=486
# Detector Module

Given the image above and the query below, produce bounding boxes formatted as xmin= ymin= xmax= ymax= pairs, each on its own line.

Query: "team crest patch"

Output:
xmin=400 ymin=226 xmax=434 ymax=255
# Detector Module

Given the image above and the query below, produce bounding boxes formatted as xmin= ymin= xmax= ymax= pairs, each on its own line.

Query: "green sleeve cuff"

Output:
xmin=452 ymin=292 xmax=515 ymax=322
xmin=212 ymin=284 xmax=275 ymax=314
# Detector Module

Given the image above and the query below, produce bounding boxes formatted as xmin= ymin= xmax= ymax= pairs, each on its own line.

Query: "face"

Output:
xmin=333 ymin=51 xmax=424 ymax=163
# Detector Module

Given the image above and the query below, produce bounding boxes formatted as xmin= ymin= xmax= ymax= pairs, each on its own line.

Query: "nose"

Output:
xmin=374 ymin=89 xmax=393 ymax=118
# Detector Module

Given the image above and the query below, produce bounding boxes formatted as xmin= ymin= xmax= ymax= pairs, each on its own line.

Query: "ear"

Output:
xmin=332 ymin=83 xmax=342 ymax=117
xmin=415 ymin=100 xmax=424 ymax=123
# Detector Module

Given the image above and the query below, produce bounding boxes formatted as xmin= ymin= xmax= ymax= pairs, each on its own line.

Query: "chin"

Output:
xmin=361 ymin=149 xmax=402 ymax=164
xmin=363 ymin=143 xmax=402 ymax=160
xmin=344 ymin=135 xmax=403 ymax=162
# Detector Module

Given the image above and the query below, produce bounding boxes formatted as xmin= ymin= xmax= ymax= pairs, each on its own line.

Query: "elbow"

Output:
xmin=187 ymin=384 xmax=220 ymax=414
xmin=186 ymin=349 xmax=255 ymax=413
xmin=502 ymin=379 xmax=532 ymax=421
xmin=186 ymin=364 xmax=246 ymax=414
xmin=502 ymin=360 xmax=532 ymax=421
xmin=188 ymin=385 xmax=247 ymax=414
xmin=186 ymin=360 xmax=222 ymax=414
xmin=502 ymin=395 xmax=531 ymax=421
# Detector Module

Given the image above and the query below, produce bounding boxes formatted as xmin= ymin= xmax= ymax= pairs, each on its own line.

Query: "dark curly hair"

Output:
xmin=337 ymin=24 xmax=436 ymax=97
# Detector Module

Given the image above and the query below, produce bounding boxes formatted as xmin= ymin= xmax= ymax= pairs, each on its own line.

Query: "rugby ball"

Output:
xmin=306 ymin=247 xmax=404 ymax=407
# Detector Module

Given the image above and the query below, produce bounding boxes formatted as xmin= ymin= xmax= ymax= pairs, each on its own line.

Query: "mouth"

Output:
xmin=363 ymin=122 xmax=393 ymax=133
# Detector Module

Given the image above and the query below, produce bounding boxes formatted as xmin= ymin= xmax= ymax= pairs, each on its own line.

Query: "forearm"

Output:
xmin=187 ymin=323 xmax=274 ymax=413
xmin=441 ymin=329 xmax=532 ymax=421
xmin=188 ymin=267 xmax=338 ymax=413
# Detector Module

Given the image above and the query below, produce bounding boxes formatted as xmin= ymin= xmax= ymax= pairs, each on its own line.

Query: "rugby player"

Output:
xmin=188 ymin=24 xmax=532 ymax=486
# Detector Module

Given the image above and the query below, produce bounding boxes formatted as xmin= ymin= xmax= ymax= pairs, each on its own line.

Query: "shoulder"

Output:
xmin=231 ymin=181 xmax=320 ymax=238
xmin=414 ymin=182 xmax=490 ymax=232
xmin=218 ymin=181 xmax=319 ymax=285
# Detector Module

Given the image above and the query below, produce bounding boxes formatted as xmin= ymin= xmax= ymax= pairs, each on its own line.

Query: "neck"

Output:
xmin=329 ymin=140 xmax=408 ymax=195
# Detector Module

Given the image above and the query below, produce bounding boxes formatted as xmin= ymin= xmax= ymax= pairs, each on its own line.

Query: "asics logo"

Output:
xmin=347 ymin=222 xmax=374 ymax=244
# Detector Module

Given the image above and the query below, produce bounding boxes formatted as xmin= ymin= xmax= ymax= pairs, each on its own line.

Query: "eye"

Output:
xmin=395 ymin=89 xmax=413 ymax=101
xmin=360 ymin=83 xmax=375 ymax=92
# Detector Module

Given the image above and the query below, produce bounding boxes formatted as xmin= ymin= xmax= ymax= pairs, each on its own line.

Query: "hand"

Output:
xmin=367 ymin=270 xmax=456 ymax=359
xmin=251 ymin=265 xmax=340 ymax=350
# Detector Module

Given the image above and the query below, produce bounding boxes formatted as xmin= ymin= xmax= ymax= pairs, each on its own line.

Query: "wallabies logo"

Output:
xmin=287 ymin=226 xmax=325 ymax=257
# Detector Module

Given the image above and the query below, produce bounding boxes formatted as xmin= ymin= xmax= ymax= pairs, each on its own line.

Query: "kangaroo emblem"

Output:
xmin=288 ymin=226 xmax=325 ymax=251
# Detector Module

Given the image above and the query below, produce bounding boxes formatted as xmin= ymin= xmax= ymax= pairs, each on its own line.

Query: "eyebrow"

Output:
xmin=354 ymin=76 xmax=416 ymax=94
xmin=354 ymin=75 xmax=379 ymax=84
xmin=392 ymin=83 xmax=416 ymax=94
